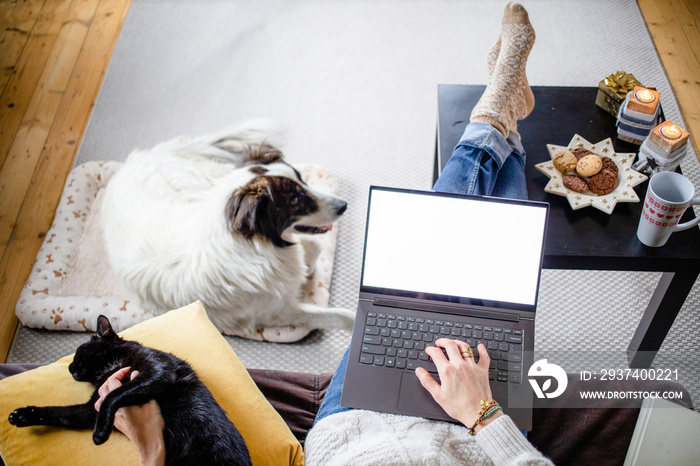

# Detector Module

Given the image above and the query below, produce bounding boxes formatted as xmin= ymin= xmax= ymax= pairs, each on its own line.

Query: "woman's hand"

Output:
xmin=415 ymin=338 xmax=502 ymax=432
xmin=95 ymin=367 xmax=166 ymax=466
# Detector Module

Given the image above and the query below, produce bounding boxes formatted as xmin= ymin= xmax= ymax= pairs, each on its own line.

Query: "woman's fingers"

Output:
xmin=435 ymin=338 xmax=476 ymax=364
xmin=438 ymin=338 xmax=462 ymax=362
xmin=415 ymin=367 xmax=440 ymax=397
xmin=476 ymin=344 xmax=489 ymax=366
xmin=95 ymin=367 xmax=131 ymax=412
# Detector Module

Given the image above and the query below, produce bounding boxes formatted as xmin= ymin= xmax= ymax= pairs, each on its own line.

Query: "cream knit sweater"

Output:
xmin=304 ymin=411 xmax=554 ymax=465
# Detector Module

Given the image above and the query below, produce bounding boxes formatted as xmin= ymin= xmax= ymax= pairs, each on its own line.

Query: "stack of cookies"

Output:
xmin=635 ymin=120 xmax=690 ymax=174
xmin=616 ymin=86 xmax=662 ymax=145
xmin=553 ymin=148 xmax=618 ymax=195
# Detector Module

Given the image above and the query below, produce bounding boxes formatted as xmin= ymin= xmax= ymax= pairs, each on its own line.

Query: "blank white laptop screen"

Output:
xmin=361 ymin=188 xmax=548 ymax=308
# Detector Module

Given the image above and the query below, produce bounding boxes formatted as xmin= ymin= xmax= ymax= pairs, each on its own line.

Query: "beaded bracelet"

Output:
xmin=467 ymin=400 xmax=502 ymax=435
xmin=467 ymin=406 xmax=502 ymax=435
xmin=477 ymin=399 xmax=499 ymax=418
xmin=481 ymin=406 xmax=503 ymax=420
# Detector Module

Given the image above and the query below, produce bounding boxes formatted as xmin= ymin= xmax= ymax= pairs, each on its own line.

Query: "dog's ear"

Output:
xmin=227 ymin=179 xmax=294 ymax=247
xmin=227 ymin=184 xmax=265 ymax=238
xmin=245 ymin=143 xmax=283 ymax=165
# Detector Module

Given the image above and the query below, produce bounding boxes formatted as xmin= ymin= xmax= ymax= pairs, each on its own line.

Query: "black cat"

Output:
xmin=9 ymin=315 xmax=252 ymax=466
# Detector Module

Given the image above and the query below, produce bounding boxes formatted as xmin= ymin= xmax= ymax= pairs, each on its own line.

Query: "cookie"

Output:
xmin=576 ymin=154 xmax=602 ymax=177
xmin=552 ymin=150 xmax=578 ymax=173
xmin=588 ymin=168 xmax=617 ymax=195
xmin=563 ymin=174 xmax=589 ymax=193
xmin=600 ymin=156 xmax=618 ymax=177
xmin=571 ymin=147 xmax=593 ymax=160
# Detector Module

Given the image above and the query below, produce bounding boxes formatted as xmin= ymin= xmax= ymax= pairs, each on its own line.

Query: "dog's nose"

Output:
xmin=336 ymin=201 xmax=348 ymax=216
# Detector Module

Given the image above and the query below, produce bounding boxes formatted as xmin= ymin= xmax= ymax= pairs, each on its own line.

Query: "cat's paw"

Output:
xmin=8 ymin=406 xmax=42 ymax=427
xmin=92 ymin=425 xmax=112 ymax=445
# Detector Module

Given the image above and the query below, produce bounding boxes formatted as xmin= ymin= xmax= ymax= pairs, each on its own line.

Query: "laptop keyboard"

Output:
xmin=360 ymin=312 xmax=523 ymax=384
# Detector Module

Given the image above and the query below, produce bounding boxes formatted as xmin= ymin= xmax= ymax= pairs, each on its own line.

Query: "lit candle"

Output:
xmin=627 ymin=86 xmax=660 ymax=115
xmin=634 ymin=89 xmax=656 ymax=103
xmin=649 ymin=121 xmax=689 ymax=154
xmin=659 ymin=123 xmax=681 ymax=139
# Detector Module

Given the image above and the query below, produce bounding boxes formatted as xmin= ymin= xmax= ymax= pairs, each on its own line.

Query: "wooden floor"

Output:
xmin=0 ymin=0 xmax=698 ymax=362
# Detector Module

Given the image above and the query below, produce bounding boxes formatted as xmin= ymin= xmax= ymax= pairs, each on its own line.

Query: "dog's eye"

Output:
xmin=291 ymin=191 xmax=306 ymax=205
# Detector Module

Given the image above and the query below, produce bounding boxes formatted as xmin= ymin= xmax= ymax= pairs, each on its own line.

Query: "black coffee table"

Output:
xmin=435 ymin=84 xmax=700 ymax=368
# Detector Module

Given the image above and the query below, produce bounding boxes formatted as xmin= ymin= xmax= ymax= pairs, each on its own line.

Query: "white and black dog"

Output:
xmin=101 ymin=120 xmax=354 ymax=336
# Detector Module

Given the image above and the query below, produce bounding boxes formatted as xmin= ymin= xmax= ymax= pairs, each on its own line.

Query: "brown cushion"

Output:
xmin=248 ymin=369 xmax=332 ymax=446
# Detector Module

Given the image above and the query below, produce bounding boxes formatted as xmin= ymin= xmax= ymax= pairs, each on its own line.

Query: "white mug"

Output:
xmin=637 ymin=171 xmax=700 ymax=247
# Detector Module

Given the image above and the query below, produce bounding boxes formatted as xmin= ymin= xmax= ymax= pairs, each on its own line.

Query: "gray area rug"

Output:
xmin=9 ymin=0 xmax=700 ymax=409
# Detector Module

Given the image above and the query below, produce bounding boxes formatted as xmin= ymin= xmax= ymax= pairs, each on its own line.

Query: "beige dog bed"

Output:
xmin=15 ymin=161 xmax=340 ymax=342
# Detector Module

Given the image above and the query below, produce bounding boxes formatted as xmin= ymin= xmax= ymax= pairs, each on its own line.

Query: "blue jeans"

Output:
xmin=314 ymin=122 xmax=528 ymax=423
xmin=433 ymin=122 xmax=528 ymax=199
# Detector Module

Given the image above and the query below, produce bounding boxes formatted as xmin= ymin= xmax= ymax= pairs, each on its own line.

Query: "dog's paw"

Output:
xmin=297 ymin=303 xmax=356 ymax=331
xmin=333 ymin=307 xmax=356 ymax=330
xmin=299 ymin=236 xmax=322 ymax=277
xmin=8 ymin=406 xmax=42 ymax=427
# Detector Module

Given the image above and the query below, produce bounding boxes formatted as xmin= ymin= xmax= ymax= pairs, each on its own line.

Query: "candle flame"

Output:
xmin=635 ymin=89 xmax=656 ymax=103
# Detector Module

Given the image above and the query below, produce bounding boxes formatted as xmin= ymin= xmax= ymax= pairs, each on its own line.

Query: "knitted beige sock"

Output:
xmin=471 ymin=2 xmax=536 ymax=137
xmin=487 ymin=35 xmax=501 ymax=81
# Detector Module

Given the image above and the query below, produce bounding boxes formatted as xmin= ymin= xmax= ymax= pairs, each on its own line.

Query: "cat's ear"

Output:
xmin=96 ymin=315 xmax=116 ymax=339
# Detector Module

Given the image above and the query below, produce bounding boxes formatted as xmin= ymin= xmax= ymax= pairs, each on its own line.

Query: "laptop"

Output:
xmin=341 ymin=186 xmax=549 ymax=431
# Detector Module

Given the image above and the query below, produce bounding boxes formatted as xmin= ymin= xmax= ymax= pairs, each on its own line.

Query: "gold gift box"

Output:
xmin=595 ymin=71 xmax=643 ymax=117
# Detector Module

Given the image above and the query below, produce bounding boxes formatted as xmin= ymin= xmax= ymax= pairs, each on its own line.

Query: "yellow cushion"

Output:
xmin=0 ymin=301 xmax=304 ymax=466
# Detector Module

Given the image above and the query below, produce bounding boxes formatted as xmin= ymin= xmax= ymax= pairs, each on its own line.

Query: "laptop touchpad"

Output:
xmin=397 ymin=372 xmax=451 ymax=420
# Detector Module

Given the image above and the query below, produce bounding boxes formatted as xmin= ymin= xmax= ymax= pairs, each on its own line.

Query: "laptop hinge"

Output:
xmin=372 ymin=298 xmax=519 ymax=322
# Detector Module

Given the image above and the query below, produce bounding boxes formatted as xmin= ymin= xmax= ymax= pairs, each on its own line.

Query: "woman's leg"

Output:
xmin=434 ymin=2 xmax=535 ymax=199
xmin=491 ymin=131 xmax=528 ymax=200
xmin=315 ymin=2 xmax=536 ymax=423
xmin=470 ymin=2 xmax=536 ymax=138
xmin=432 ymin=122 xmax=528 ymax=199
